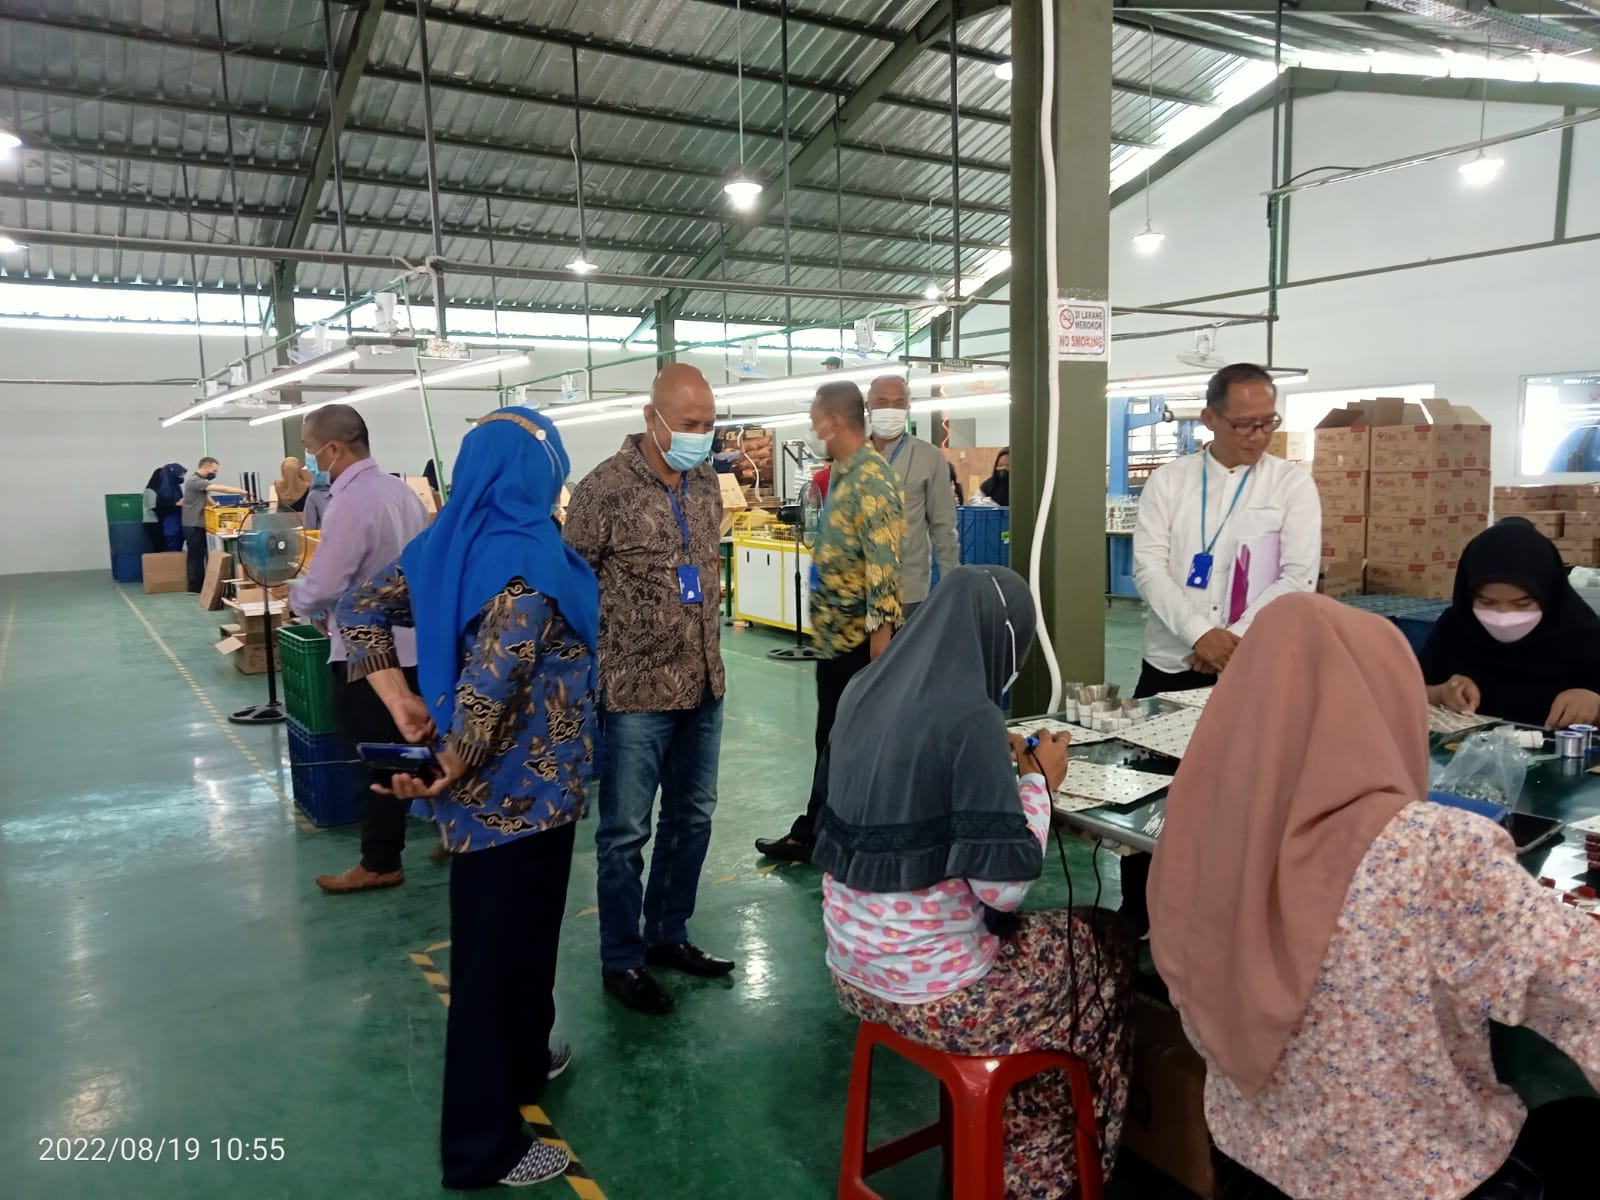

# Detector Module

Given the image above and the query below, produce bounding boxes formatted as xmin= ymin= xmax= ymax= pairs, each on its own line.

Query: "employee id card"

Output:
xmin=1186 ymin=552 xmax=1214 ymax=590
xmin=677 ymin=565 xmax=703 ymax=604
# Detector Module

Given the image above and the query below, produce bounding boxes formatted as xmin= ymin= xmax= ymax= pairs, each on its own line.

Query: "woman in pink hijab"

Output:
xmin=1149 ymin=592 xmax=1600 ymax=1200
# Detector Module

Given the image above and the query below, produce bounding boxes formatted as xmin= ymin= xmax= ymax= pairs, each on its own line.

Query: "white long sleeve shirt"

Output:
xmin=1132 ymin=450 xmax=1322 ymax=674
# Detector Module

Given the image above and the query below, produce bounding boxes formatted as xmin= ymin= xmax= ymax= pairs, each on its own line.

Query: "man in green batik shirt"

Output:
xmin=756 ymin=380 xmax=904 ymax=863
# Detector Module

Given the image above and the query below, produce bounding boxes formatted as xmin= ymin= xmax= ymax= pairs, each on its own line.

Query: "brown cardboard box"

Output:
xmin=1122 ymin=994 xmax=1215 ymax=1199
xmin=1367 ymin=514 xmax=1487 ymax=564
xmin=1562 ymin=512 xmax=1600 ymax=540
xmin=141 ymin=551 xmax=187 ymax=594
xmin=198 ymin=551 xmax=233 ymax=611
xmin=1369 ymin=401 xmax=1492 ymax=472
xmin=1367 ymin=559 xmax=1457 ymax=599
xmin=1268 ymin=430 xmax=1310 ymax=462
xmin=1563 ymin=483 xmax=1600 ymax=514
xmin=1312 ymin=398 xmax=1410 ymax=471
xmin=1495 ymin=484 xmax=1556 ymax=514
xmin=215 ymin=624 xmax=271 ymax=673
xmin=1318 ymin=557 xmax=1365 ymax=599
xmin=1369 ymin=471 xmax=1490 ymax=519
xmin=1312 ymin=471 xmax=1368 ymax=517
xmin=1554 ymin=539 xmax=1600 ymax=568
xmin=1519 ymin=512 xmax=1567 ymax=540
xmin=1321 ymin=515 xmax=1367 ymax=561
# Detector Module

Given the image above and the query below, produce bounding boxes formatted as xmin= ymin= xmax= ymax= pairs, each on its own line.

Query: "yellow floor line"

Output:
xmin=410 ymin=947 xmax=608 ymax=1200
xmin=116 ymin=589 xmax=311 ymax=830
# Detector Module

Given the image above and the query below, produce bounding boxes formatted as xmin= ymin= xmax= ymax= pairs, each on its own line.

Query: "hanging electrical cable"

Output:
xmin=320 ymin=0 xmax=356 ymax=331
xmin=1032 ymin=0 xmax=1065 ymax=713
xmin=570 ymin=47 xmax=595 ymax=400
xmin=1133 ymin=28 xmax=1165 ymax=255
xmin=724 ymin=0 xmax=763 ymax=212
xmin=1459 ymin=37 xmax=1505 ymax=185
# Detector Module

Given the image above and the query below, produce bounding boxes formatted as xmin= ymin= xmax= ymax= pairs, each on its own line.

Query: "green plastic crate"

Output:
xmin=105 ymin=493 xmax=145 ymax=523
xmin=278 ymin=625 xmax=337 ymax=734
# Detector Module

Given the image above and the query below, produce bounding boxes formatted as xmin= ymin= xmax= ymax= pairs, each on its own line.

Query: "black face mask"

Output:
xmin=994 ymin=468 xmax=1009 ymax=477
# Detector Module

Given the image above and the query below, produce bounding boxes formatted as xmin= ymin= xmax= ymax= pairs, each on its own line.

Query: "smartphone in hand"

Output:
xmin=356 ymin=742 xmax=442 ymax=783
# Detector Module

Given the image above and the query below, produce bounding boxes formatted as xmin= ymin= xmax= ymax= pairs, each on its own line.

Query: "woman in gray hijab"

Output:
xmin=813 ymin=565 xmax=1135 ymax=1200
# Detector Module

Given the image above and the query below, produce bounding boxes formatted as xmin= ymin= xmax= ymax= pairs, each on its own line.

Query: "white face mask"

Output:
xmin=869 ymin=408 xmax=908 ymax=440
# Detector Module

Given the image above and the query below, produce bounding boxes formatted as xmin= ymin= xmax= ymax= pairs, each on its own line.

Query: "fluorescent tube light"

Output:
xmin=164 ymin=348 xmax=359 ymax=427
xmin=250 ymin=352 xmax=529 ymax=425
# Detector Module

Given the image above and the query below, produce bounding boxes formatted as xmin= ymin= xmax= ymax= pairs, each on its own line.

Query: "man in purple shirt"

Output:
xmin=288 ymin=404 xmax=430 ymax=893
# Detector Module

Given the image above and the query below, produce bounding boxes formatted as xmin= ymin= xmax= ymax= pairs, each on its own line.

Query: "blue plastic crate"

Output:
xmin=107 ymin=520 xmax=146 ymax=559
xmin=286 ymin=720 xmax=363 ymax=827
xmin=958 ymin=505 xmax=1010 ymax=566
xmin=111 ymin=551 xmax=143 ymax=583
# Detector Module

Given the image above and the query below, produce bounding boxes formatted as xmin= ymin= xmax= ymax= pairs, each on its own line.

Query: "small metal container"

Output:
xmin=1557 ymin=729 xmax=1588 ymax=759
xmin=1569 ymin=724 xmax=1598 ymax=752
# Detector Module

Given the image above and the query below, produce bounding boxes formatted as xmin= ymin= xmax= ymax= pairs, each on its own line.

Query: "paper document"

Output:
xmin=1227 ymin=532 xmax=1281 ymax=626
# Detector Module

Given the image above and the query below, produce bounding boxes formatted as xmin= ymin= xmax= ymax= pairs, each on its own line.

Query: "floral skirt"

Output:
xmin=834 ymin=907 xmax=1134 ymax=1200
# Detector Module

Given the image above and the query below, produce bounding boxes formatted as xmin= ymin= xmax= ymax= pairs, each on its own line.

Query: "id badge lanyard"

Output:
xmin=1187 ymin=461 xmax=1252 ymax=590
xmin=664 ymin=478 xmax=703 ymax=604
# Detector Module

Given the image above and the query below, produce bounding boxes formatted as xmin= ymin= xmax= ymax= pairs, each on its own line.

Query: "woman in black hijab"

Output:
xmin=1421 ymin=518 xmax=1600 ymax=728
xmin=813 ymin=566 xmax=1134 ymax=1199
xmin=979 ymin=447 xmax=1011 ymax=506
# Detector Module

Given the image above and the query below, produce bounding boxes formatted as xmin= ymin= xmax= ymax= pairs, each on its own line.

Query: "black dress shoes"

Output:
xmin=753 ymin=835 xmax=812 ymax=863
xmin=646 ymin=942 xmax=736 ymax=978
xmin=602 ymin=967 xmax=675 ymax=1015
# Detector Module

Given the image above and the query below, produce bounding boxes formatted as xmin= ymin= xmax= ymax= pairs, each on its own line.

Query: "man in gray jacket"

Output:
xmin=865 ymin=374 xmax=959 ymax=618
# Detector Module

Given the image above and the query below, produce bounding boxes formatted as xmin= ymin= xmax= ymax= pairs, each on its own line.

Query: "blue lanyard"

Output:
xmin=885 ymin=436 xmax=907 ymax=466
xmin=663 ymin=477 xmax=691 ymax=562
xmin=1200 ymin=459 xmax=1253 ymax=556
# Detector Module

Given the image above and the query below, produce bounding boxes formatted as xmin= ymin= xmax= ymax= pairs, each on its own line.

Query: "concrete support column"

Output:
xmin=1008 ymin=0 xmax=1112 ymax=713
xmin=654 ymin=299 xmax=678 ymax=372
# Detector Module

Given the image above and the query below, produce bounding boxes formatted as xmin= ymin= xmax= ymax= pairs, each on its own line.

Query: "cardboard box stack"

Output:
xmin=216 ymin=594 xmax=289 ymax=675
xmin=1313 ymin=398 xmax=1491 ymax=599
xmin=1501 ymin=483 xmax=1600 ymax=567
xmin=141 ymin=551 xmax=187 ymax=594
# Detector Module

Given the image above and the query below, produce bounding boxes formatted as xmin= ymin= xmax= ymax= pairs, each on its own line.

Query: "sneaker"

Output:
xmin=546 ymin=1043 xmax=573 ymax=1081
xmin=315 ymin=864 xmax=404 ymax=893
xmin=499 ymin=1142 xmax=570 ymax=1188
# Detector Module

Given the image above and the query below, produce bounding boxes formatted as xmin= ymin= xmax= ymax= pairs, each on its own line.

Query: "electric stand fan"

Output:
xmin=229 ymin=509 xmax=309 ymax=725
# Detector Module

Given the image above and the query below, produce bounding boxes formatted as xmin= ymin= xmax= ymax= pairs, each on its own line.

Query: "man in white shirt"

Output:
xmin=1123 ymin=363 xmax=1321 ymax=930
xmin=864 ymin=374 xmax=960 ymax=618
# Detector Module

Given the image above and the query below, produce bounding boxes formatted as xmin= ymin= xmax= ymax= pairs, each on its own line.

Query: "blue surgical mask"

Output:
xmin=652 ymin=419 xmax=714 ymax=472
xmin=311 ymin=469 xmax=331 ymax=488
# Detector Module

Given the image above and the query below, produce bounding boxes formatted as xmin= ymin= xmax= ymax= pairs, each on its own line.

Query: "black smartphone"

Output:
xmin=356 ymin=742 xmax=442 ymax=782
xmin=1507 ymin=811 xmax=1564 ymax=856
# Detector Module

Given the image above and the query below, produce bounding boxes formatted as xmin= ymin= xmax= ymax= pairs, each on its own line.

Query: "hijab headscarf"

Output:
xmin=146 ymin=464 xmax=186 ymax=516
xmin=1149 ymin=593 xmax=1428 ymax=1096
xmin=276 ymin=458 xmax=310 ymax=506
xmin=812 ymin=565 xmax=1044 ymax=892
xmin=400 ymin=408 xmax=600 ymax=728
xmin=979 ymin=448 xmax=1010 ymax=507
xmin=1418 ymin=518 xmax=1600 ymax=727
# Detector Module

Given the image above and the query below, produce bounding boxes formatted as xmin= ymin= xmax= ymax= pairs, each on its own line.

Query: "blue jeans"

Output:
xmin=595 ymin=695 xmax=724 ymax=972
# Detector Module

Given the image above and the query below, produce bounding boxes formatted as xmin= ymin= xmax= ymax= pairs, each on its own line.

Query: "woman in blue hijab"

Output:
xmin=336 ymin=408 xmax=600 ymax=1190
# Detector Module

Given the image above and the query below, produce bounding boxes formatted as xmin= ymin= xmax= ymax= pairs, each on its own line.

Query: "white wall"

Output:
xmin=945 ymin=89 xmax=1600 ymax=482
xmin=0 ymin=328 xmax=661 ymax=575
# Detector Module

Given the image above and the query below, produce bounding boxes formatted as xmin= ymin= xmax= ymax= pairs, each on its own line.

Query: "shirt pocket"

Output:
xmin=1236 ymin=503 xmax=1286 ymax=539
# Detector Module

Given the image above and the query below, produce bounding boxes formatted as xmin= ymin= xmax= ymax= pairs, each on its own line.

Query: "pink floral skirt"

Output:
xmin=834 ymin=907 xmax=1134 ymax=1200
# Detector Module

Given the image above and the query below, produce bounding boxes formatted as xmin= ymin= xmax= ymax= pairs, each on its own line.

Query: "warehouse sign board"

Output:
xmin=1056 ymin=297 xmax=1109 ymax=362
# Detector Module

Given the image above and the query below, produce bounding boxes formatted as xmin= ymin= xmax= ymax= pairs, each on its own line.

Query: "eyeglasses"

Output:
xmin=1221 ymin=414 xmax=1283 ymax=436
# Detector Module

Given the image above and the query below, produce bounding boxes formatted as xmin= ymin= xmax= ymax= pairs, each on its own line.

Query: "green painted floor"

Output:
xmin=0 ymin=574 xmax=1185 ymax=1199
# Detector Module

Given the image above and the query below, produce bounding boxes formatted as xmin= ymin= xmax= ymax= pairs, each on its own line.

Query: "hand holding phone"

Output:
xmin=357 ymin=742 xmax=442 ymax=781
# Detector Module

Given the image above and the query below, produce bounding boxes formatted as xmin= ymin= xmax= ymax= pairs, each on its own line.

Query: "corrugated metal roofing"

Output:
xmin=0 ymin=0 xmax=1584 ymax=328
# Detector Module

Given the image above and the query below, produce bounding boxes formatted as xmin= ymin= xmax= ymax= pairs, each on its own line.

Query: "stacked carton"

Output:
xmin=1311 ymin=403 xmax=1376 ymax=596
xmin=1499 ymin=483 xmax=1600 ymax=567
xmin=1313 ymin=399 xmax=1491 ymax=599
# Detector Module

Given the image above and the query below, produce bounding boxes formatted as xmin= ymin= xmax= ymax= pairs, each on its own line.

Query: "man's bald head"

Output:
xmin=866 ymin=374 xmax=909 ymax=411
xmin=644 ymin=363 xmax=717 ymax=460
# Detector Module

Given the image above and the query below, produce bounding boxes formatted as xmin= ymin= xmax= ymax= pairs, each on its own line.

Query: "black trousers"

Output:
xmin=441 ymin=821 xmax=576 ymax=1189
xmin=789 ymin=640 xmax=875 ymax=844
xmin=331 ymin=662 xmax=419 ymax=875
xmin=1214 ymin=1098 xmax=1600 ymax=1200
xmin=184 ymin=526 xmax=208 ymax=592
xmin=1119 ymin=661 xmax=1216 ymax=928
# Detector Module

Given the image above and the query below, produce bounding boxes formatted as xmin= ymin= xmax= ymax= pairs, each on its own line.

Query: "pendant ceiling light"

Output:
xmin=1459 ymin=40 xmax=1503 ymax=187
xmin=1132 ymin=29 xmax=1165 ymax=255
xmin=0 ymin=129 xmax=20 ymax=154
xmin=723 ymin=0 xmax=764 ymax=213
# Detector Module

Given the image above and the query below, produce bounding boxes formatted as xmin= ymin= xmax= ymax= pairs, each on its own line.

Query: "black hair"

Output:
xmin=995 ymin=447 xmax=1010 ymax=469
xmin=1205 ymin=363 xmax=1275 ymax=411
xmin=814 ymin=380 xmax=866 ymax=432
xmin=303 ymin=403 xmax=371 ymax=453
xmin=821 ymin=355 xmax=843 ymax=369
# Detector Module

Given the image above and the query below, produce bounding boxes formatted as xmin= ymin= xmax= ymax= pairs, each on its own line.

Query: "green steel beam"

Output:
xmin=283 ymin=0 xmax=386 ymax=252
xmin=624 ymin=0 xmax=1006 ymax=345
xmin=1290 ymin=68 xmax=1600 ymax=110
xmin=1555 ymin=107 xmax=1576 ymax=241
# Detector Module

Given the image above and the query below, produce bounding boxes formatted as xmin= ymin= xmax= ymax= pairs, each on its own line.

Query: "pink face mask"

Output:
xmin=1475 ymin=607 xmax=1542 ymax=643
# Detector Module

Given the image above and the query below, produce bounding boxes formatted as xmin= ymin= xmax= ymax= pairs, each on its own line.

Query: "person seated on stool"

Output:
xmin=814 ymin=565 xmax=1134 ymax=1200
xmin=1150 ymin=592 xmax=1600 ymax=1200
xmin=1121 ymin=363 xmax=1321 ymax=935
xmin=1422 ymin=518 xmax=1600 ymax=730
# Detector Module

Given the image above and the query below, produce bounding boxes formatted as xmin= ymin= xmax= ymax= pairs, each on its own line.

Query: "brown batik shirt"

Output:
xmin=564 ymin=433 xmax=726 ymax=714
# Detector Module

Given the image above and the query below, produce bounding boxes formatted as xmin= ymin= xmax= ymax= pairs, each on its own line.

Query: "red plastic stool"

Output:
xmin=838 ymin=1021 xmax=1104 ymax=1200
